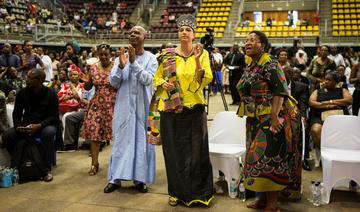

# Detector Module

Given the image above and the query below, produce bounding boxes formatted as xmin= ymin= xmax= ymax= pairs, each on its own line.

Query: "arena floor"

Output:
xmin=0 ymin=94 xmax=359 ymax=212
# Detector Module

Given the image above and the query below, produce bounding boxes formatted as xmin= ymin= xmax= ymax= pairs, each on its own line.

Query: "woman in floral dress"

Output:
xmin=80 ymin=45 xmax=117 ymax=176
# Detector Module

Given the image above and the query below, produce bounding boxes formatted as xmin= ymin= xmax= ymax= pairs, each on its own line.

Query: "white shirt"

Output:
xmin=295 ymin=49 xmax=308 ymax=64
xmin=328 ymin=54 xmax=346 ymax=67
xmin=37 ymin=54 xmax=53 ymax=82
xmin=213 ymin=52 xmax=223 ymax=64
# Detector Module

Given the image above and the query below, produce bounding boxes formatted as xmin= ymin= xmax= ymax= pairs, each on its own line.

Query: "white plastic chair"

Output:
xmin=208 ymin=111 xmax=247 ymax=197
xmin=321 ymin=115 xmax=360 ymax=204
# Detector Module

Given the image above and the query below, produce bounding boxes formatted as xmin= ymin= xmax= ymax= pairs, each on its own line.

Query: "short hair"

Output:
xmin=337 ymin=64 xmax=346 ymax=69
xmin=30 ymin=68 xmax=46 ymax=82
xmin=249 ymin=31 xmax=269 ymax=51
xmin=327 ymin=71 xmax=340 ymax=83
xmin=277 ymin=48 xmax=288 ymax=57
xmin=131 ymin=26 xmax=147 ymax=39
xmin=23 ymin=40 xmax=32 ymax=45
xmin=65 ymin=43 xmax=73 ymax=49
xmin=320 ymin=45 xmax=330 ymax=52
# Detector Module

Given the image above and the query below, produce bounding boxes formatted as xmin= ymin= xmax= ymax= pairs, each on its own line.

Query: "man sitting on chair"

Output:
xmin=1 ymin=68 xmax=59 ymax=181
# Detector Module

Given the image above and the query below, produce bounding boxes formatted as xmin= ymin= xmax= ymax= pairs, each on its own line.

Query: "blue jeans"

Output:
xmin=2 ymin=125 xmax=57 ymax=171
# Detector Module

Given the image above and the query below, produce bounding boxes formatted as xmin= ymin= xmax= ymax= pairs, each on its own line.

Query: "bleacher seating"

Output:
xmin=195 ymin=0 xmax=232 ymax=38
xmin=6 ymin=0 xmax=28 ymax=25
xmin=149 ymin=0 xmax=197 ymax=39
xmin=331 ymin=0 xmax=360 ymax=36
xmin=61 ymin=0 xmax=139 ymax=18
xmin=0 ymin=0 xmax=59 ymax=34
xmin=235 ymin=21 xmax=319 ymax=38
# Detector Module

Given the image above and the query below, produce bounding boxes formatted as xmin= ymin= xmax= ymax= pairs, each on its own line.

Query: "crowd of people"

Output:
xmin=68 ymin=1 xmax=134 ymax=35
xmin=0 ymin=0 xmax=134 ymax=35
xmin=0 ymin=13 xmax=360 ymax=211
xmin=0 ymin=0 xmax=59 ymax=33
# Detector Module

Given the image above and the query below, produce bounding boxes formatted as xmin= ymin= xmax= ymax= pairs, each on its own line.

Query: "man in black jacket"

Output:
xmin=223 ymin=44 xmax=245 ymax=105
xmin=1 ymin=68 xmax=59 ymax=181
xmin=284 ymin=65 xmax=311 ymax=171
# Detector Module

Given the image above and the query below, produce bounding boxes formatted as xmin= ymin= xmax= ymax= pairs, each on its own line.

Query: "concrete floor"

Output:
xmin=0 ymin=93 xmax=359 ymax=212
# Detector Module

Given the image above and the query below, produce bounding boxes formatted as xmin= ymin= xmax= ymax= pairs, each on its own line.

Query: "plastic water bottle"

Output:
xmin=238 ymin=181 xmax=246 ymax=201
xmin=229 ymin=178 xmax=237 ymax=198
xmin=320 ymin=182 xmax=327 ymax=204
xmin=0 ymin=168 xmax=13 ymax=188
xmin=313 ymin=182 xmax=321 ymax=206
xmin=308 ymin=181 xmax=315 ymax=203
xmin=214 ymin=183 xmax=224 ymax=194
xmin=12 ymin=168 xmax=19 ymax=185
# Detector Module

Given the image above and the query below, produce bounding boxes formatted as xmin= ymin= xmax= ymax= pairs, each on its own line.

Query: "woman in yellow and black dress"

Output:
xmin=153 ymin=14 xmax=214 ymax=207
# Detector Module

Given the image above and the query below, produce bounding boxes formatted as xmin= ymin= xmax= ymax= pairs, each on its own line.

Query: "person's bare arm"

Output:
xmin=349 ymin=63 xmax=360 ymax=84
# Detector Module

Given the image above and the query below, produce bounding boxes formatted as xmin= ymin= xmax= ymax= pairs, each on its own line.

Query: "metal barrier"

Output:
xmin=0 ymin=23 xmax=359 ymax=47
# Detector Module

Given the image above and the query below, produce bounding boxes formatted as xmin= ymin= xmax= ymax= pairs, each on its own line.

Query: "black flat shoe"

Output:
xmin=135 ymin=183 xmax=148 ymax=193
xmin=302 ymin=160 xmax=311 ymax=171
xmin=104 ymin=183 xmax=121 ymax=193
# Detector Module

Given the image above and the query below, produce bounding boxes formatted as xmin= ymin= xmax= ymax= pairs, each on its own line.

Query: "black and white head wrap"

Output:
xmin=176 ymin=14 xmax=197 ymax=31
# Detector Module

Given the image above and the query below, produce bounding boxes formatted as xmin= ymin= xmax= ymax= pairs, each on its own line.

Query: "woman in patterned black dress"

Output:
xmin=237 ymin=31 xmax=299 ymax=212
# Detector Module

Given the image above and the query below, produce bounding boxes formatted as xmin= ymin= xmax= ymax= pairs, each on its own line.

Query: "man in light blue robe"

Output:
xmin=104 ymin=26 xmax=158 ymax=193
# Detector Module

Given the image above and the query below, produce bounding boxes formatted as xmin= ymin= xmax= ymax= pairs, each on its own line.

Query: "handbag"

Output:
xmin=147 ymin=95 xmax=161 ymax=145
xmin=59 ymin=102 xmax=80 ymax=114
xmin=321 ymin=109 xmax=344 ymax=121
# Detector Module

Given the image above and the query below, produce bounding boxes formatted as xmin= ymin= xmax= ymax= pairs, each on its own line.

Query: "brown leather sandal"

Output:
xmin=88 ymin=163 xmax=99 ymax=176
xmin=246 ymin=200 xmax=266 ymax=209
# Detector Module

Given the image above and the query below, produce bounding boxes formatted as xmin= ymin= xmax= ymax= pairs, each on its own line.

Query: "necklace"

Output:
xmin=177 ymin=47 xmax=194 ymax=58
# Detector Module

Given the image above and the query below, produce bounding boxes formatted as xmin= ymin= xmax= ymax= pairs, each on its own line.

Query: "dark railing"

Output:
xmin=0 ymin=23 xmax=359 ymax=47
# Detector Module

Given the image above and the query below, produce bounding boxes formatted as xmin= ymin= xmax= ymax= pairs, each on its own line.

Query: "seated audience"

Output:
xmin=61 ymin=86 xmax=95 ymax=151
xmin=307 ymin=45 xmax=336 ymax=91
xmin=4 ymin=67 xmax=25 ymax=93
xmin=336 ymin=65 xmax=348 ymax=89
xmin=1 ymin=69 xmax=59 ymax=181
xmin=284 ymin=65 xmax=311 ymax=170
xmin=266 ymin=17 xmax=272 ymax=27
xmin=292 ymin=67 xmax=310 ymax=86
xmin=309 ymin=72 xmax=352 ymax=167
xmin=0 ymin=70 xmax=15 ymax=97
xmin=350 ymin=62 xmax=360 ymax=116
xmin=0 ymin=90 xmax=9 ymax=144
xmin=57 ymin=65 xmax=84 ymax=115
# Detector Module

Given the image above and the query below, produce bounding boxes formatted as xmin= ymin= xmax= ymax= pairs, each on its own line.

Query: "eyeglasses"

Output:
xmin=98 ymin=44 xmax=110 ymax=49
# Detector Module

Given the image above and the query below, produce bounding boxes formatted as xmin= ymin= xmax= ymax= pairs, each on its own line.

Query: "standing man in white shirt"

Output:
xmin=36 ymin=47 xmax=53 ymax=83
xmin=328 ymin=45 xmax=346 ymax=67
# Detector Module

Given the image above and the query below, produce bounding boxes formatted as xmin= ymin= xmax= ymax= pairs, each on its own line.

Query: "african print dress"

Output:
xmin=237 ymin=53 xmax=301 ymax=195
xmin=82 ymin=64 xmax=117 ymax=142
